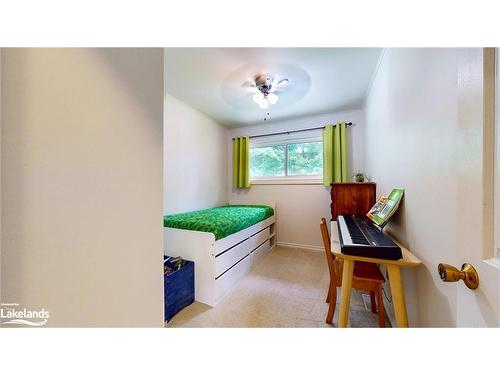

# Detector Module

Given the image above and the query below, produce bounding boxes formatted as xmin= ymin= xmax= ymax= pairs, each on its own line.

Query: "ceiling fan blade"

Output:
xmin=276 ymin=78 xmax=289 ymax=87
xmin=271 ymin=87 xmax=286 ymax=94
xmin=270 ymin=78 xmax=289 ymax=93
xmin=241 ymin=80 xmax=256 ymax=88
xmin=242 ymin=80 xmax=258 ymax=93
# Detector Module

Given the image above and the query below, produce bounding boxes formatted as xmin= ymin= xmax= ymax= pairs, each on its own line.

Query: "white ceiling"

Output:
xmin=165 ymin=48 xmax=382 ymax=128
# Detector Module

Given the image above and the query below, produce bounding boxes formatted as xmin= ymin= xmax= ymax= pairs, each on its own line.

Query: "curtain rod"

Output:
xmin=232 ymin=122 xmax=353 ymax=140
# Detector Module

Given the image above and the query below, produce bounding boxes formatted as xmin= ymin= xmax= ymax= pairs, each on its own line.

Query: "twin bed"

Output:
xmin=163 ymin=203 xmax=276 ymax=306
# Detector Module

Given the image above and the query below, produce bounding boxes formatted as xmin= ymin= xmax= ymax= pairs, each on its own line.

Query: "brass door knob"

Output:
xmin=437 ymin=263 xmax=479 ymax=289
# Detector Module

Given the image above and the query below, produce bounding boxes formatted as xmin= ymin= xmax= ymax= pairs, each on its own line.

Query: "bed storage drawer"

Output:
xmin=215 ymin=227 xmax=270 ymax=277
xmin=215 ymin=254 xmax=252 ymax=302
xmin=251 ymin=239 xmax=271 ymax=267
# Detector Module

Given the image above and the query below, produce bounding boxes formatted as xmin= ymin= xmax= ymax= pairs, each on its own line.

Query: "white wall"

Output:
xmin=1 ymin=48 xmax=164 ymax=327
xmin=164 ymin=94 xmax=227 ymax=214
xmin=364 ymin=48 xmax=461 ymax=327
xmin=0 ymin=50 xmax=2 ymax=305
xmin=228 ymin=110 xmax=365 ymax=249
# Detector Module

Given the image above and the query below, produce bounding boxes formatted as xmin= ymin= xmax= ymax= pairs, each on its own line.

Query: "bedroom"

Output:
xmin=1 ymin=47 xmax=498 ymax=332
xmin=163 ymin=48 xmax=379 ymax=327
xmin=162 ymin=47 xmax=499 ymax=328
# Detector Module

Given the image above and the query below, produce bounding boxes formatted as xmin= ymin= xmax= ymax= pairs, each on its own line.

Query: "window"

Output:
xmin=250 ymin=145 xmax=286 ymax=177
xmin=249 ymin=129 xmax=323 ymax=183
xmin=287 ymin=142 xmax=323 ymax=176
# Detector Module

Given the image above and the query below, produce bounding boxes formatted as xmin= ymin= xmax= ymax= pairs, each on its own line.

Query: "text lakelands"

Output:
xmin=0 ymin=308 xmax=50 ymax=319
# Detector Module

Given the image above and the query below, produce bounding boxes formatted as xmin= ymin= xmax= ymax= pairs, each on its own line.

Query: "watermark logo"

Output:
xmin=0 ymin=303 xmax=50 ymax=326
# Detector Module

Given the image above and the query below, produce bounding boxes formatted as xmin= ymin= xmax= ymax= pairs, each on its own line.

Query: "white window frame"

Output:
xmin=249 ymin=129 xmax=323 ymax=185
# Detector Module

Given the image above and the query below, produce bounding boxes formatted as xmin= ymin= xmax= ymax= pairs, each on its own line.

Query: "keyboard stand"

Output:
xmin=331 ymin=220 xmax=422 ymax=328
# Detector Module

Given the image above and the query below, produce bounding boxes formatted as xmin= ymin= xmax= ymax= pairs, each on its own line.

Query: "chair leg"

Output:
xmin=326 ymin=283 xmax=331 ymax=303
xmin=377 ymin=284 xmax=385 ymax=328
xmin=325 ymin=283 xmax=337 ymax=325
xmin=370 ymin=291 xmax=377 ymax=313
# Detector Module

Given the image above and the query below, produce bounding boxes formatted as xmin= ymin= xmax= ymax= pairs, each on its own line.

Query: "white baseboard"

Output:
xmin=277 ymin=241 xmax=324 ymax=252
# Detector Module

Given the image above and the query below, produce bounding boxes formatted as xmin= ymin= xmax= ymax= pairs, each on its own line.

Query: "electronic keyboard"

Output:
xmin=337 ymin=215 xmax=402 ymax=260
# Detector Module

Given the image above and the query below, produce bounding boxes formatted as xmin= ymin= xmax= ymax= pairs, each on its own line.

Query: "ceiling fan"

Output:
xmin=242 ymin=74 xmax=289 ymax=109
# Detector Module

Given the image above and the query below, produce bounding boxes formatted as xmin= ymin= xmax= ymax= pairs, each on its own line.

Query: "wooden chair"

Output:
xmin=320 ymin=218 xmax=386 ymax=327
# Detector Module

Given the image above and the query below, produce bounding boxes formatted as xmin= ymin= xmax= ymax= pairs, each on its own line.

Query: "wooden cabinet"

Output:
xmin=330 ymin=182 xmax=376 ymax=220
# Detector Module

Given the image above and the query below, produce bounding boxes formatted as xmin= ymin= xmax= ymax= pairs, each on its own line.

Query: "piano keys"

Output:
xmin=337 ymin=215 xmax=403 ymax=260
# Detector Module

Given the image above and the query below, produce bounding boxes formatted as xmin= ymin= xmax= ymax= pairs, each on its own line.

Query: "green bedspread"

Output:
xmin=163 ymin=205 xmax=274 ymax=240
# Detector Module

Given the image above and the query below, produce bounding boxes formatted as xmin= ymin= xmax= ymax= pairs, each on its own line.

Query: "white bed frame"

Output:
xmin=163 ymin=202 xmax=276 ymax=306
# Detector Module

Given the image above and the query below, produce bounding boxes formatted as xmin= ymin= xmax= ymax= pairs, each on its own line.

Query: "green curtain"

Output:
xmin=233 ymin=136 xmax=250 ymax=189
xmin=323 ymin=123 xmax=347 ymax=186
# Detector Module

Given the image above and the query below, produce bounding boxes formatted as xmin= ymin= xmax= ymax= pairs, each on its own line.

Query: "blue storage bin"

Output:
xmin=164 ymin=256 xmax=195 ymax=322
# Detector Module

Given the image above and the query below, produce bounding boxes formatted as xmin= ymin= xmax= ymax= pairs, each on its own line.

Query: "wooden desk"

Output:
xmin=330 ymin=221 xmax=421 ymax=328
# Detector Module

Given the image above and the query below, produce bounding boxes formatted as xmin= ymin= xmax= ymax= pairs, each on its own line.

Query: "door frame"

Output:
xmin=456 ymin=47 xmax=500 ymax=327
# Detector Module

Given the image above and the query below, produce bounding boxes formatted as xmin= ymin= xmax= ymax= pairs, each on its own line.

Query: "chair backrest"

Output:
xmin=320 ymin=218 xmax=342 ymax=286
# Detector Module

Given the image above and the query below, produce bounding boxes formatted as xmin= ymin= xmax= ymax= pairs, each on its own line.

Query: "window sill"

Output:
xmin=250 ymin=178 xmax=324 ymax=185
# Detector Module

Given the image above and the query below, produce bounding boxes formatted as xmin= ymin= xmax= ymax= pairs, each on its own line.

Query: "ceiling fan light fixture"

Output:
xmin=267 ymin=93 xmax=279 ymax=105
xmin=253 ymin=92 xmax=264 ymax=104
xmin=248 ymin=75 xmax=287 ymax=109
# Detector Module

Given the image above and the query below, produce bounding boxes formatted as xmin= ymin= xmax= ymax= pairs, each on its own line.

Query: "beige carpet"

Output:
xmin=166 ymin=246 xmax=390 ymax=328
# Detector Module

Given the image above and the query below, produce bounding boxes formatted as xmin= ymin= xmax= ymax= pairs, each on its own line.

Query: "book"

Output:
xmin=366 ymin=195 xmax=388 ymax=222
xmin=366 ymin=188 xmax=404 ymax=227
